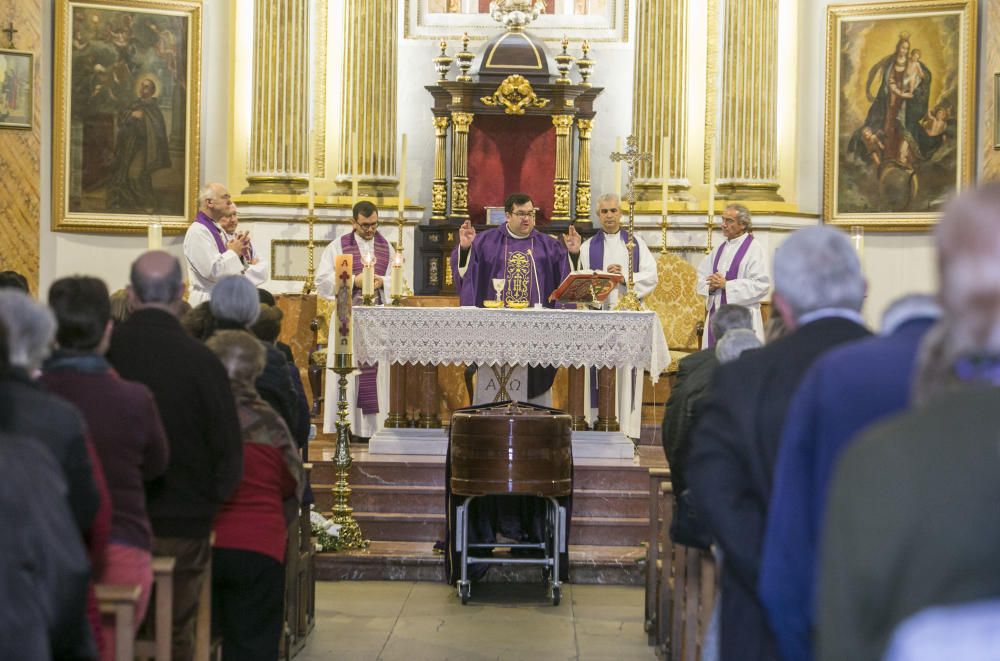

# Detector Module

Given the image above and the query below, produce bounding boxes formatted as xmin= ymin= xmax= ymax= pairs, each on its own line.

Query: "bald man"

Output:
xmin=183 ymin=182 xmax=250 ymax=306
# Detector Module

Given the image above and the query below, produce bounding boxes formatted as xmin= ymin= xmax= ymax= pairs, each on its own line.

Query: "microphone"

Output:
xmin=527 ymin=248 xmax=543 ymax=308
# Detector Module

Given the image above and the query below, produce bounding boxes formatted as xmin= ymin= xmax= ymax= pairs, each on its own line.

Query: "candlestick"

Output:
xmin=147 ymin=221 xmax=162 ymax=250
xmin=614 ymin=136 xmax=622 ymax=200
xmin=303 ymin=128 xmax=317 ymax=294
xmin=351 ymin=132 xmax=359 ymax=206
xmin=850 ymin=225 xmax=864 ymax=264
xmin=706 ymin=144 xmax=716 ymax=255
xmin=660 ymin=135 xmax=670 ymax=254
xmin=361 ymin=253 xmax=375 ymax=304
xmin=333 ymin=255 xmax=353 ymax=355
xmin=398 ymin=134 xmax=407 ymax=218
xmin=390 ymin=253 xmax=403 ymax=304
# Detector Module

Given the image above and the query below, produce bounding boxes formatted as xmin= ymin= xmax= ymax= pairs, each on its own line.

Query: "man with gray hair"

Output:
xmin=696 ymin=204 xmax=771 ymax=346
xmin=108 ymin=251 xmax=242 ymax=661
xmin=183 ymin=182 xmax=250 ymax=306
xmin=686 ymin=226 xmax=870 ymax=661
xmin=817 ymin=184 xmax=1000 ymax=661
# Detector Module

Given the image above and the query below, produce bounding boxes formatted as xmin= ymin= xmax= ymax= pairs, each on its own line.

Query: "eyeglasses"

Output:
xmin=599 ymin=208 xmax=619 ymax=214
xmin=357 ymin=221 xmax=378 ymax=230
xmin=510 ymin=210 xmax=537 ymax=219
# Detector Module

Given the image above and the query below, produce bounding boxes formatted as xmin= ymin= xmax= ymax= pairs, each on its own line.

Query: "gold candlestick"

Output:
xmin=302 ymin=211 xmax=317 ymax=294
xmin=610 ymin=135 xmax=651 ymax=312
xmin=328 ymin=352 xmax=369 ymax=549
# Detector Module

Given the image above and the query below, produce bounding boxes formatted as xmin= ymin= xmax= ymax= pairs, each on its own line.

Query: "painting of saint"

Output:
xmin=0 ymin=50 xmax=32 ymax=128
xmin=825 ymin=1 xmax=975 ymax=225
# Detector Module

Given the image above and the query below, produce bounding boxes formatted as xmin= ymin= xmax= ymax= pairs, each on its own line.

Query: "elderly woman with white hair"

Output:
xmin=206 ymin=330 xmax=303 ymax=661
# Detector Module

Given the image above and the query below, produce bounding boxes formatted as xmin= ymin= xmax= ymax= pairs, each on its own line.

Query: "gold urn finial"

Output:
xmin=456 ymin=32 xmax=475 ymax=83
xmin=433 ymin=40 xmax=453 ymax=81
xmin=554 ymin=34 xmax=574 ymax=85
xmin=577 ymin=40 xmax=595 ymax=88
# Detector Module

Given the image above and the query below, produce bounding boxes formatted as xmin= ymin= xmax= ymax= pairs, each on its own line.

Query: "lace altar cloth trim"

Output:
xmin=352 ymin=306 xmax=671 ymax=380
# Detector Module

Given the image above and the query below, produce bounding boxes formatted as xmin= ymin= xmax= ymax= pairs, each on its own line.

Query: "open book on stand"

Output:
xmin=548 ymin=270 xmax=625 ymax=305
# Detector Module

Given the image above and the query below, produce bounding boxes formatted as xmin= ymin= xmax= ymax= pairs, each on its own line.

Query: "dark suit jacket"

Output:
xmin=686 ymin=316 xmax=870 ymax=661
xmin=662 ymin=347 xmax=718 ymax=494
xmin=819 ymin=386 xmax=1000 ymax=661
xmin=108 ymin=308 xmax=243 ymax=538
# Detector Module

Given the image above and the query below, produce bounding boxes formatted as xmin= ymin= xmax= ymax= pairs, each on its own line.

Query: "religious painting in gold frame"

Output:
xmin=52 ymin=0 xmax=201 ymax=234
xmin=823 ymin=0 xmax=976 ymax=228
xmin=0 ymin=49 xmax=33 ymax=129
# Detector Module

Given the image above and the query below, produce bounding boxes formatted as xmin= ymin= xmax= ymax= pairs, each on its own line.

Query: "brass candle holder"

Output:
xmin=610 ymin=135 xmax=651 ymax=312
xmin=301 ymin=211 xmax=317 ymax=294
xmin=329 ymin=352 xmax=369 ymax=549
xmin=361 ymin=293 xmax=375 ymax=306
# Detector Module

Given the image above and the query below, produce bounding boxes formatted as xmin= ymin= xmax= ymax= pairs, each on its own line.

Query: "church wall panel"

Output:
xmin=0 ymin=0 xmax=41 ymax=293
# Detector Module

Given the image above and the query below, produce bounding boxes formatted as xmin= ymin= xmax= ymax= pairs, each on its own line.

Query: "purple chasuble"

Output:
xmin=339 ymin=231 xmax=391 ymax=415
xmin=194 ymin=211 xmax=226 ymax=253
xmin=588 ymin=229 xmax=640 ymax=272
xmin=706 ymin=233 xmax=754 ymax=347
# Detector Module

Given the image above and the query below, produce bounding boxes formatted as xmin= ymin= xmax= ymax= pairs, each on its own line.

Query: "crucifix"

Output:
xmin=609 ymin=134 xmax=652 ymax=311
xmin=2 ymin=22 xmax=17 ymax=48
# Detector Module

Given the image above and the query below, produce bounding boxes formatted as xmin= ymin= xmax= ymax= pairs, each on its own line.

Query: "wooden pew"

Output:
xmin=96 ymin=584 xmax=141 ymax=661
xmin=645 ymin=467 xmax=673 ymax=647
xmin=136 ymin=556 xmax=175 ymax=661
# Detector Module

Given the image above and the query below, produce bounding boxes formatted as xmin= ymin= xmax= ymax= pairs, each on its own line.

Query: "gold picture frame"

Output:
xmin=52 ymin=0 xmax=201 ymax=234
xmin=0 ymin=49 xmax=33 ymax=129
xmin=823 ymin=0 xmax=976 ymax=228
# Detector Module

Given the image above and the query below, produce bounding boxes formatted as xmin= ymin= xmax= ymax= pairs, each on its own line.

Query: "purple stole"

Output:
xmin=194 ymin=212 xmax=226 ymax=253
xmin=706 ymin=233 xmax=754 ymax=347
xmin=588 ymin=229 xmax=640 ymax=273
xmin=339 ymin=231 xmax=391 ymax=415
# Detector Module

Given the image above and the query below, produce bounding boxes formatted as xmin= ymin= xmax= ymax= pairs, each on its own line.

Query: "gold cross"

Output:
xmin=2 ymin=22 xmax=17 ymax=48
xmin=610 ymin=134 xmax=652 ymax=206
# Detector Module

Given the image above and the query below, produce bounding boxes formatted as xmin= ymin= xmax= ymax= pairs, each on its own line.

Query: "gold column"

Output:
xmin=450 ymin=111 xmax=473 ymax=221
xmin=631 ymin=0 xmax=691 ymax=202
xmin=552 ymin=114 xmax=574 ymax=223
xmin=717 ymin=0 xmax=783 ymax=201
xmin=431 ymin=116 xmax=450 ymax=222
xmin=575 ymin=118 xmax=593 ymax=221
xmin=244 ymin=0 xmax=310 ymax=194
xmin=338 ymin=0 xmax=398 ymax=195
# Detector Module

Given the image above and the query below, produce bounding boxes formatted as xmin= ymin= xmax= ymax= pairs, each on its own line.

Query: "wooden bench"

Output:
xmin=280 ymin=464 xmax=317 ymax=660
xmin=136 ymin=556 xmax=175 ymax=661
xmin=96 ymin=584 xmax=142 ymax=661
xmin=645 ymin=467 xmax=673 ymax=648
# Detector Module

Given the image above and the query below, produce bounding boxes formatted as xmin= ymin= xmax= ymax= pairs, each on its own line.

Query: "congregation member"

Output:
xmin=0 ymin=289 xmax=111 ymax=659
xmin=759 ymin=293 xmax=940 ymax=661
xmin=565 ymin=192 xmax=658 ymax=439
xmin=210 ymin=276 xmax=307 ymax=446
xmin=0 ymin=270 xmax=29 ymax=292
xmin=450 ymin=192 xmax=571 ymax=403
xmin=107 ymin=251 xmax=243 ymax=661
xmin=220 ymin=203 xmax=269 ymax=287
xmin=183 ymin=182 xmax=248 ymax=306
xmin=818 ymin=185 xmax=1000 ymax=661
xmin=206 ymin=331 xmax=303 ymax=661
xmin=686 ymin=226 xmax=870 ymax=661
xmin=696 ymin=204 xmax=770 ymax=345
xmin=316 ymin=200 xmax=395 ymax=439
xmin=41 ymin=276 xmax=172 ymax=661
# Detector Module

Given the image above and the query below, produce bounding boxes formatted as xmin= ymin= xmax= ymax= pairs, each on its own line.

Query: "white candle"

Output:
xmin=391 ymin=253 xmax=403 ymax=298
xmin=661 ymin=135 xmax=670 ymax=219
xmin=351 ymin=132 xmax=359 ymax=206
xmin=398 ymin=134 xmax=407 ymax=217
xmin=850 ymin=225 xmax=864 ymax=262
xmin=334 ymin=255 xmax=353 ymax=354
xmin=147 ymin=221 xmax=162 ymax=250
xmin=614 ymin=136 xmax=622 ymax=200
xmin=362 ymin=253 xmax=374 ymax=299
xmin=707 ymin=146 xmax=716 ymax=224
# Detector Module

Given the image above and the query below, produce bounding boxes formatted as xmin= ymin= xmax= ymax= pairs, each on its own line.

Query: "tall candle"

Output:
xmin=351 ymin=132 xmax=359 ymax=206
xmin=614 ymin=136 xmax=622 ymax=200
xmin=361 ymin=253 xmax=374 ymax=299
xmin=307 ymin=125 xmax=315 ymax=214
xmin=333 ymin=255 xmax=353 ymax=355
xmin=661 ymin=135 xmax=670 ymax=219
xmin=707 ymin=146 xmax=716 ymax=224
xmin=147 ymin=221 xmax=162 ymax=250
xmin=398 ymin=134 xmax=407 ymax=217
xmin=850 ymin=225 xmax=864 ymax=262
xmin=390 ymin=252 xmax=403 ymax=298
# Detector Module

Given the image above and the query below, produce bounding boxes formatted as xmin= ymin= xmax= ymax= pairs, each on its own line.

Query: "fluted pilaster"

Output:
xmin=244 ymin=0 xmax=310 ymax=194
xmin=431 ymin=116 xmax=450 ymax=222
xmin=552 ymin=114 xmax=574 ymax=223
xmin=631 ymin=0 xmax=691 ymax=201
xmin=450 ymin=111 xmax=473 ymax=221
xmin=717 ymin=0 xmax=783 ymax=201
xmin=338 ymin=0 xmax=398 ymax=195
xmin=575 ymin=118 xmax=593 ymax=220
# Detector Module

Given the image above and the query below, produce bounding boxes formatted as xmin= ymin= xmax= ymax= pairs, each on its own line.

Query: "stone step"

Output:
xmin=314 ymin=541 xmax=645 ymax=585
xmin=326 ymin=511 xmax=648 ymax=547
xmin=312 ymin=484 xmax=646 ymax=518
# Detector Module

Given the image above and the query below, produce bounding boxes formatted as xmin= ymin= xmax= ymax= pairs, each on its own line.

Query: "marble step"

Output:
xmin=312 ymin=484 xmax=647 ymax=518
xmin=314 ymin=541 xmax=645 ymax=585
xmin=323 ymin=511 xmax=648 ymax=547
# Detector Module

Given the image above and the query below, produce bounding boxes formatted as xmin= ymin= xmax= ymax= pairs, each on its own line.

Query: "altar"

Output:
xmin=349 ymin=305 xmax=671 ymax=459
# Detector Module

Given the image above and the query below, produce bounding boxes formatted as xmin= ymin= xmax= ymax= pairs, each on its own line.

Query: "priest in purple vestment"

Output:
xmin=183 ymin=183 xmax=249 ymax=306
xmin=449 ymin=192 xmax=571 ymax=399
xmin=317 ymin=201 xmax=395 ymax=439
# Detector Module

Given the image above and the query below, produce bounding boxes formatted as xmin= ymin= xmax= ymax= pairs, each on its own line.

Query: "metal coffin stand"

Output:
xmin=449 ymin=402 xmax=573 ymax=606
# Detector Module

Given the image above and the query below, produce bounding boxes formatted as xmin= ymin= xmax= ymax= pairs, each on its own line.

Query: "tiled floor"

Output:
xmin=296 ymin=580 xmax=657 ymax=660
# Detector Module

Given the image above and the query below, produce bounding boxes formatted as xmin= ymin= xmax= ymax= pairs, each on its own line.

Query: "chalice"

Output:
xmin=485 ymin=278 xmax=505 ymax=308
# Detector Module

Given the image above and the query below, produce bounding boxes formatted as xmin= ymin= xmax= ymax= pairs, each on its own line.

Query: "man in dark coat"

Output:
xmin=686 ymin=226 xmax=870 ymax=661
xmin=108 ymin=251 xmax=243 ymax=661
xmin=759 ymin=293 xmax=940 ymax=661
